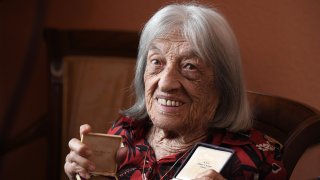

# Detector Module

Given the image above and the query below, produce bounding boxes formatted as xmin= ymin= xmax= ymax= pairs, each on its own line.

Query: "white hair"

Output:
xmin=121 ymin=3 xmax=252 ymax=132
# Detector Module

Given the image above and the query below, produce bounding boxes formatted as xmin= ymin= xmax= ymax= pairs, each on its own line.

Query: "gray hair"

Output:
xmin=121 ymin=3 xmax=252 ymax=132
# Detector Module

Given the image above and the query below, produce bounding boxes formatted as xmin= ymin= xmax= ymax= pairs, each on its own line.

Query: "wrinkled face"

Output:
xmin=144 ymin=31 xmax=218 ymax=133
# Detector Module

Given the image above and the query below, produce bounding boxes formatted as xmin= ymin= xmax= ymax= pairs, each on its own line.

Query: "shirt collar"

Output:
xmin=209 ymin=128 xmax=252 ymax=146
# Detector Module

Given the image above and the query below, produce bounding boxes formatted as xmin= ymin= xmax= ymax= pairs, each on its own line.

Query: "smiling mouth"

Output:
xmin=157 ymin=98 xmax=183 ymax=107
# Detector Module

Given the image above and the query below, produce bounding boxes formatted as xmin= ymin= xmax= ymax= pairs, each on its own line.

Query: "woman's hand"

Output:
xmin=64 ymin=124 xmax=128 ymax=180
xmin=193 ymin=169 xmax=226 ymax=180
xmin=64 ymin=124 xmax=95 ymax=179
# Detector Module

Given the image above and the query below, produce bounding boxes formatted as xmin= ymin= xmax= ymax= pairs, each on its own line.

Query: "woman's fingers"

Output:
xmin=77 ymin=166 xmax=91 ymax=179
xmin=64 ymin=124 xmax=95 ymax=180
xmin=67 ymin=151 xmax=96 ymax=171
xmin=194 ymin=169 xmax=226 ymax=180
xmin=64 ymin=150 xmax=95 ymax=180
xmin=65 ymin=135 xmax=95 ymax=180
xmin=68 ymin=138 xmax=92 ymax=157
xmin=64 ymin=160 xmax=91 ymax=179
xmin=80 ymin=124 xmax=92 ymax=136
xmin=64 ymin=160 xmax=76 ymax=179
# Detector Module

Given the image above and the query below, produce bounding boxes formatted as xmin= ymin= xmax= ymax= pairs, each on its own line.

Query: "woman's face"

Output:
xmin=144 ymin=32 xmax=218 ymax=133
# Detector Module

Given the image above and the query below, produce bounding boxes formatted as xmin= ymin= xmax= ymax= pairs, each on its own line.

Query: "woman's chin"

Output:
xmin=151 ymin=117 xmax=185 ymax=132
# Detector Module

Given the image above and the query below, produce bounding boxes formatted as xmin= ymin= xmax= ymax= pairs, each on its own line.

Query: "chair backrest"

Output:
xmin=247 ymin=91 xmax=320 ymax=176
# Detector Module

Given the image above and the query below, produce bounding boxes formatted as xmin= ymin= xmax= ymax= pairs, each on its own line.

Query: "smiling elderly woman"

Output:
xmin=64 ymin=3 xmax=286 ymax=180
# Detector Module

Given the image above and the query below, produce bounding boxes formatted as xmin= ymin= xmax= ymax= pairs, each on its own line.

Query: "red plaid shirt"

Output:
xmin=108 ymin=116 xmax=287 ymax=180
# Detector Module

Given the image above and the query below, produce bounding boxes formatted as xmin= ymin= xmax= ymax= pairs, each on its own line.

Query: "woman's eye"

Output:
xmin=151 ymin=59 xmax=161 ymax=65
xmin=183 ymin=63 xmax=196 ymax=70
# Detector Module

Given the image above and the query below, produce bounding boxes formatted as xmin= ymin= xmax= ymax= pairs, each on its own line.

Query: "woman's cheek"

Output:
xmin=189 ymin=80 xmax=217 ymax=122
xmin=144 ymin=83 xmax=153 ymax=110
xmin=144 ymin=74 xmax=158 ymax=112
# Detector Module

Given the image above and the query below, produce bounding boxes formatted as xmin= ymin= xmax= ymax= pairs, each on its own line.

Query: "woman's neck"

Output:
xmin=147 ymin=125 xmax=207 ymax=160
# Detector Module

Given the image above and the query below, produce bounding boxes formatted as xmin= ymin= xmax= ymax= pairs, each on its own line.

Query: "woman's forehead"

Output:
xmin=149 ymin=38 xmax=194 ymax=57
xmin=149 ymin=30 xmax=190 ymax=51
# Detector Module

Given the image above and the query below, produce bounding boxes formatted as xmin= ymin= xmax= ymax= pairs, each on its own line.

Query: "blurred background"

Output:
xmin=0 ymin=0 xmax=319 ymax=179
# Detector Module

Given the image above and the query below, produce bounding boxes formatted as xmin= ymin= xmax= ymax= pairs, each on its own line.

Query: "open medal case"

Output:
xmin=173 ymin=143 xmax=234 ymax=180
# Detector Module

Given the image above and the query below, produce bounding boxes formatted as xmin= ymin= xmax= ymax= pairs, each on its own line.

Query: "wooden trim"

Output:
xmin=44 ymin=29 xmax=139 ymax=58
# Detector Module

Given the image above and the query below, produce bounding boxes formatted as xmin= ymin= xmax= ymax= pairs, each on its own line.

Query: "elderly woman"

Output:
xmin=65 ymin=3 xmax=286 ymax=180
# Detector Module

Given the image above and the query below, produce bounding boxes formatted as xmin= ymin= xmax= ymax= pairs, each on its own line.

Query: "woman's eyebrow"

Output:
xmin=148 ymin=44 xmax=164 ymax=57
xmin=149 ymin=44 xmax=161 ymax=51
xmin=180 ymin=49 xmax=198 ymax=59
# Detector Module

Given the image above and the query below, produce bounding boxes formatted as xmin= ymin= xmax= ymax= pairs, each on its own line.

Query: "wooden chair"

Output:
xmin=247 ymin=91 xmax=320 ymax=177
xmin=45 ymin=29 xmax=320 ymax=179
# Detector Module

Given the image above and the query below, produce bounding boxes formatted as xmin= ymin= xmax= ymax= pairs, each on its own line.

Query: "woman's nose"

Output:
xmin=158 ymin=66 xmax=181 ymax=92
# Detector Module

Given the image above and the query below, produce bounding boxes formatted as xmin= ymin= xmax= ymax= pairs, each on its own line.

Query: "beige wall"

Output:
xmin=229 ymin=1 xmax=320 ymax=110
xmin=45 ymin=0 xmax=320 ymax=110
